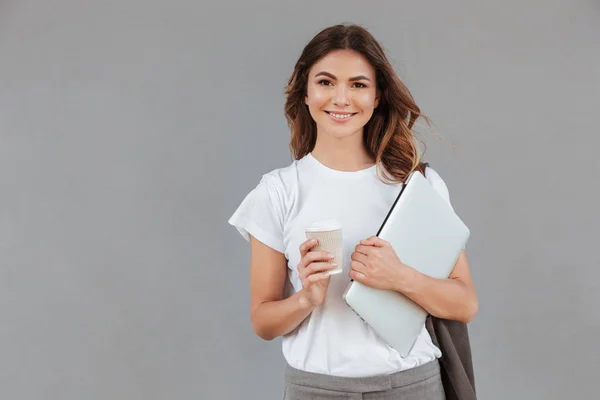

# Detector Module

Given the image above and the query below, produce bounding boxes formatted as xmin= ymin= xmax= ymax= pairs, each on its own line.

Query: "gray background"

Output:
xmin=0 ymin=0 xmax=598 ymax=399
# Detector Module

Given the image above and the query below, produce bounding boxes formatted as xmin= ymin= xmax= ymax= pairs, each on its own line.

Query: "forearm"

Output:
xmin=396 ymin=268 xmax=478 ymax=323
xmin=251 ymin=290 xmax=315 ymax=340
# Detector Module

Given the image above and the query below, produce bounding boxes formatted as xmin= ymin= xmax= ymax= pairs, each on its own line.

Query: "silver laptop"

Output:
xmin=343 ymin=170 xmax=470 ymax=357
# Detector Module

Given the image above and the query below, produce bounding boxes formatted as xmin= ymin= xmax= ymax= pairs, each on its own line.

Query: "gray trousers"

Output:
xmin=284 ymin=360 xmax=445 ymax=400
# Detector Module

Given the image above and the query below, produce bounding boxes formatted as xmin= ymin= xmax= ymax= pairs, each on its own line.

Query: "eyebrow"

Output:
xmin=314 ymin=71 xmax=372 ymax=82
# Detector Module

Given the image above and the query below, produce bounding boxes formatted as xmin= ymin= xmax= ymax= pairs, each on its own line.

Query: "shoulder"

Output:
xmin=261 ymin=157 xmax=303 ymax=194
xmin=254 ymin=158 xmax=303 ymax=218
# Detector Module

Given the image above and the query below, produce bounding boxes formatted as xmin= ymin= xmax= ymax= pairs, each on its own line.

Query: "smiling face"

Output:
xmin=304 ymin=49 xmax=380 ymax=140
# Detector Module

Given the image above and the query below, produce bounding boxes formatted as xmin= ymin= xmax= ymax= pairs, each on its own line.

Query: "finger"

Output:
xmin=349 ymin=270 xmax=368 ymax=283
xmin=351 ymin=251 xmax=369 ymax=265
xmin=350 ymin=260 xmax=368 ymax=275
xmin=307 ymin=251 xmax=335 ymax=264
xmin=298 ymin=237 xmax=323 ymax=269
xmin=299 ymin=239 xmax=318 ymax=257
xmin=298 ymin=250 xmax=334 ymax=271
xmin=305 ymin=261 xmax=338 ymax=277
xmin=359 ymin=235 xmax=376 ymax=244
xmin=354 ymin=245 xmax=372 ymax=256
xmin=360 ymin=236 xmax=387 ymax=247
xmin=300 ymin=261 xmax=335 ymax=280
xmin=307 ymin=271 xmax=331 ymax=284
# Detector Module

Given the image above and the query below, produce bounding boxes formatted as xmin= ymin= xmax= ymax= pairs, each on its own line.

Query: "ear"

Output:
xmin=305 ymin=95 xmax=309 ymax=105
xmin=374 ymin=91 xmax=380 ymax=108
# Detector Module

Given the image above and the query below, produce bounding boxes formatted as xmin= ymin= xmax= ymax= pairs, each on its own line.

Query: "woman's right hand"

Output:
xmin=297 ymin=239 xmax=338 ymax=308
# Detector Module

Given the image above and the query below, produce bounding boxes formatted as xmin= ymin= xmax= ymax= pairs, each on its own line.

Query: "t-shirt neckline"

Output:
xmin=305 ymin=153 xmax=378 ymax=177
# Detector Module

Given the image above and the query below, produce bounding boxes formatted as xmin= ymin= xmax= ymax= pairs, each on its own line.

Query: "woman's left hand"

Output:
xmin=349 ymin=236 xmax=414 ymax=291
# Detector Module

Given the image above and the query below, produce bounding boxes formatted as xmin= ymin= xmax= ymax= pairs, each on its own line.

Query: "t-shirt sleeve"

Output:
xmin=227 ymin=176 xmax=286 ymax=254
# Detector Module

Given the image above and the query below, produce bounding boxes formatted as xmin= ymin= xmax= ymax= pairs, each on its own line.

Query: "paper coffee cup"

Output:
xmin=305 ymin=219 xmax=343 ymax=275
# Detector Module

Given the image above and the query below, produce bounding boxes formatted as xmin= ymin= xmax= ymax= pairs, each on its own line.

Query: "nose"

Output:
xmin=332 ymin=85 xmax=350 ymax=107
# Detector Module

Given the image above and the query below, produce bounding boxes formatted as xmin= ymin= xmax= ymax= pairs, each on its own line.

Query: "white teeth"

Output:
xmin=329 ymin=112 xmax=354 ymax=119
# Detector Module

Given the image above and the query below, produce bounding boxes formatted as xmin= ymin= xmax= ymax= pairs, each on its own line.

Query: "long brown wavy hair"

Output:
xmin=284 ymin=24 xmax=432 ymax=184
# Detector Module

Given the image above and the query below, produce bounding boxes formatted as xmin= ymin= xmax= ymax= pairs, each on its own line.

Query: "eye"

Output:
xmin=318 ymin=79 xmax=333 ymax=86
xmin=352 ymin=82 xmax=367 ymax=88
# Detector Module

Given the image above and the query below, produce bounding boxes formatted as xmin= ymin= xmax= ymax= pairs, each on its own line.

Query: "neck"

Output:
xmin=311 ymin=130 xmax=375 ymax=172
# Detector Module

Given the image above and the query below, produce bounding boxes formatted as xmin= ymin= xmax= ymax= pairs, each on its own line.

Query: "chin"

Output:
xmin=316 ymin=121 xmax=363 ymax=137
xmin=331 ymin=126 xmax=364 ymax=138
xmin=320 ymin=129 xmax=355 ymax=139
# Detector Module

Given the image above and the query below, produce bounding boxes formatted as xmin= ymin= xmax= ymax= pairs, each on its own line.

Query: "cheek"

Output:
xmin=307 ymin=86 xmax=330 ymax=107
xmin=355 ymin=91 xmax=378 ymax=111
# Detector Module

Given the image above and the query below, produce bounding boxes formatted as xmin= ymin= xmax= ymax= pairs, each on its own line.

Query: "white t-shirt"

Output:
xmin=228 ymin=153 xmax=456 ymax=378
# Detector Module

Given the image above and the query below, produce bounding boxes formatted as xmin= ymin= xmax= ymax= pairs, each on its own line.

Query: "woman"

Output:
xmin=228 ymin=24 xmax=478 ymax=399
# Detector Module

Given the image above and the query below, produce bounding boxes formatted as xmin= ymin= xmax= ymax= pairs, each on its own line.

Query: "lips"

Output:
xmin=325 ymin=111 xmax=357 ymax=122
